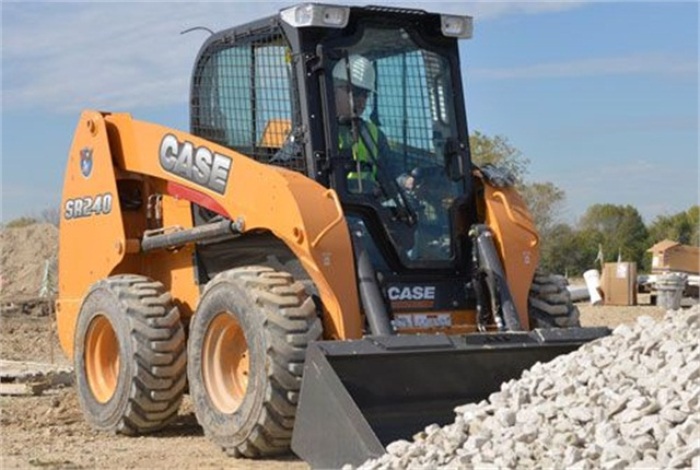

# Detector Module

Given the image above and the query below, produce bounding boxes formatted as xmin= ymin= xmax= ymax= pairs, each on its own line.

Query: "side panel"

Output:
xmin=143 ymin=194 xmax=199 ymax=320
xmin=105 ymin=112 xmax=361 ymax=340
xmin=56 ymin=111 xmax=126 ymax=358
xmin=480 ymin=176 xmax=540 ymax=328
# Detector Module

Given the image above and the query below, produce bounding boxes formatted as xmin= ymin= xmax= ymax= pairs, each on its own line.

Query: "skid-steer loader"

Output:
xmin=57 ymin=4 xmax=609 ymax=468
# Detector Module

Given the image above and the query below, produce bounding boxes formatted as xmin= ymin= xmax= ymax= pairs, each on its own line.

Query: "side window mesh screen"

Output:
xmin=191 ymin=32 xmax=306 ymax=173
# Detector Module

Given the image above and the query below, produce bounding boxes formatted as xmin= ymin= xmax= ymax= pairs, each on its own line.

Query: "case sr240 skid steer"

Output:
xmin=57 ymin=4 xmax=609 ymax=468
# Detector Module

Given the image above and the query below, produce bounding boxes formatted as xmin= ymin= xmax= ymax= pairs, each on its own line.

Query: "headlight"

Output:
xmin=281 ymin=4 xmax=350 ymax=29
xmin=441 ymin=15 xmax=473 ymax=39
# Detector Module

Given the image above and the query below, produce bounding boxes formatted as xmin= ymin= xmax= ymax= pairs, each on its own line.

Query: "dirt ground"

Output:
xmin=1 ymin=294 xmax=685 ymax=470
xmin=0 ymin=310 xmax=307 ymax=470
xmin=0 ymin=224 xmax=689 ymax=468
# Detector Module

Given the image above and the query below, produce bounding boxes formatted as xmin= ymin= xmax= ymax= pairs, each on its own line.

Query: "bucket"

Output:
xmin=292 ymin=327 xmax=610 ymax=469
xmin=656 ymin=273 xmax=687 ymax=310
xmin=583 ymin=269 xmax=603 ymax=306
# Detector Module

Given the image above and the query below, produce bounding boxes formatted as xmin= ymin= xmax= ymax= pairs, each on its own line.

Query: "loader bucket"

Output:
xmin=291 ymin=327 xmax=609 ymax=469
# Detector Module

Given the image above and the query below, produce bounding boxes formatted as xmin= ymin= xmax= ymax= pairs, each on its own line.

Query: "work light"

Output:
xmin=281 ymin=4 xmax=350 ymax=29
xmin=441 ymin=14 xmax=473 ymax=38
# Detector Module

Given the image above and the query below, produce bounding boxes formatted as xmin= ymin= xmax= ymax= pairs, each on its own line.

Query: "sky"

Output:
xmin=1 ymin=1 xmax=698 ymax=225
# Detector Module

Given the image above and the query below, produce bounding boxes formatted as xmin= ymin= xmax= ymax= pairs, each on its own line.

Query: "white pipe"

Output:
xmin=583 ymin=269 xmax=604 ymax=306
xmin=567 ymin=285 xmax=590 ymax=303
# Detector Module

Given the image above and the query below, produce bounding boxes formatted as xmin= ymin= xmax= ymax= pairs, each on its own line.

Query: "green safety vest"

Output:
xmin=339 ymin=121 xmax=380 ymax=181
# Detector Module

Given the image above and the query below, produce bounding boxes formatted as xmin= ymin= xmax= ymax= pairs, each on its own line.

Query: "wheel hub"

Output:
xmin=85 ymin=314 xmax=120 ymax=403
xmin=203 ymin=312 xmax=249 ymax=414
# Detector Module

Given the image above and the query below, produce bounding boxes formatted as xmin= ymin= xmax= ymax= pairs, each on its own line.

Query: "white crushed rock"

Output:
xmin=355 ymin=306 xmax=700 ymax=470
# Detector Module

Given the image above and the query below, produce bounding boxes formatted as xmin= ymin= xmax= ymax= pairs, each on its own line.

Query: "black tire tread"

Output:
xmin=204 ymin=266 xmax=320 ymax=458
xmin=86 ymin=275 xmax=186 ymax=435
xmin=528 ymin=270 xmax=581 ymax=328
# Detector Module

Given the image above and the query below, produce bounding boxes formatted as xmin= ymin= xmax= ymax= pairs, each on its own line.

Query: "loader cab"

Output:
xmin=316 ymin=8 xmax=474 ymax=272
xmin=190 ymin=4 xmax=476 ymax=274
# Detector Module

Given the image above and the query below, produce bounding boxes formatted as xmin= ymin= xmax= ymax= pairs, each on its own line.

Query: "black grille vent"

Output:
xmin=363 ymin=5 xmax=428 ymax=16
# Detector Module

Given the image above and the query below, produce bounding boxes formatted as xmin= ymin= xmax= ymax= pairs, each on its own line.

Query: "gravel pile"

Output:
xmin=357 ymin=306 xmax=700 ymax=470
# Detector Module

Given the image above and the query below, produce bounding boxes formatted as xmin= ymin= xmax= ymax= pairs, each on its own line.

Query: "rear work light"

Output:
xmin=441 ymin=14 xmax=473 ymax=39
xmin=281 ymin=3 xmax=350 ymax=29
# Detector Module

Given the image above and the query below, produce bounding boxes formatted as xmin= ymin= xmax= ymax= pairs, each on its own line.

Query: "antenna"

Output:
xmin=180 ymin=26 xmax=215 ymax=37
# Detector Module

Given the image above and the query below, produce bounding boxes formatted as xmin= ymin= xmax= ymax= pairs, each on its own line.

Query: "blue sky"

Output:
xmin=1 ymin=1 xmax=698 ymax=225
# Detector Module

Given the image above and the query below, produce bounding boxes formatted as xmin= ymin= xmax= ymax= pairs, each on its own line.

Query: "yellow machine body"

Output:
xmin=57 ymin=111 xmax=362 ymax=358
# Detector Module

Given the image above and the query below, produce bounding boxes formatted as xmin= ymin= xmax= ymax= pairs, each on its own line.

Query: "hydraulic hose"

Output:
xmin=351 ymin=227 xmax=394 ymax=336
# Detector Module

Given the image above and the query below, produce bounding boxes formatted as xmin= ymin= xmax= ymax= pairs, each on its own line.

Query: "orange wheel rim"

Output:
xmin=85 ymin=315 xmax=120 ymax=403
xmin=203 ymin=312 xmax=249 ymax=414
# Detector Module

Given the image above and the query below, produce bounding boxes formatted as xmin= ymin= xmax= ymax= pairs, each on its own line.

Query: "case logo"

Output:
xmin=387 ymin=285 xmax=437 ymax=310
xmin=159 ymin=134 xmax=232 ymax=194
xmin=80 ymin=147 xmax=93 ymax=178
xmin=387 ymin=285 xmax=436 ymax=301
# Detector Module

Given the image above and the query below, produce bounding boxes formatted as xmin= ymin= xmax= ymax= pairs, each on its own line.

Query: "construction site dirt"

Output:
xmin=1 ymin=296 xmax=668 ymax=469
xmin=0 ymin=224 xmax=679 ymax=468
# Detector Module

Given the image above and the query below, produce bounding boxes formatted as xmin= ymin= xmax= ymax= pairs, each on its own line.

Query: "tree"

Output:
xmin=647 ymin=206 xmax=699 ymax=246
xmin=539 ymin=224 xmax=603 ymax=276
xmin=469 ymin=131 xmax=530 ymax=183
xmin=469 ymin=130 xmax=570 ymax=274
xmin=578 ymin=204 xmax=649 ymax=268
xmin=519 ymin=182 xmax=566 ymax=237
xmin=469 ymin=130 xmax=567 ymax=248
xmin=689 ymin=206 xmax=700 ymax=245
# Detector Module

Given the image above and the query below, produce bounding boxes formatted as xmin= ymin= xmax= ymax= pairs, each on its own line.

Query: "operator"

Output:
xmin=332 ymin=54 xmax=395 ymax=192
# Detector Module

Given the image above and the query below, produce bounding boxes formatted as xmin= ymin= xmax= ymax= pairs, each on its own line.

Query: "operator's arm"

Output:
xmin=374 ymin=128 xmax=405 ymax=180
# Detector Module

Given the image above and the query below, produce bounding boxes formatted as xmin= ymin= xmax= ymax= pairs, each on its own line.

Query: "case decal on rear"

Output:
xmin=159 ymin=134 xmax=232 ymax=194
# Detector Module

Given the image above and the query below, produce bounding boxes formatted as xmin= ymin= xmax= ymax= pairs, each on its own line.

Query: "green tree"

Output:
xmin=579 ymin=204 xmax=649 ymax=268
xmin=469 ymin=131 xmax=530 ymax=183
xmin=519 ymin=182 xmax=566 ymax=237
xmin=469 ymin=130 xmax=565 ymax=236
xmin=647 ymin=205 xmax=699 ymax=246
xmin=690 ymin=206 xmax=700 ymax=245
xmin=539 ymin=224 xmax=603 ymax=276
xmin=470 ymin=130 xmax=570 ymax=275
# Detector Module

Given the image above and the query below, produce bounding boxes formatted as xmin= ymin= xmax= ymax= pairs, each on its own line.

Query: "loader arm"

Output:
xmin=57 ymin=110 xmax=362 ymax=358
xmin=478 ymin=172 xmax=541 ymax=329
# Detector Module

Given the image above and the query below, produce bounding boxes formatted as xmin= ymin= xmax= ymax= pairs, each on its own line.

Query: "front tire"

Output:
xmin=528 ymin=270 xmax=581 ymax=328
xmin=187 ymin=266 xmax=322 ymax=458
xmin=74 ymin=275 xmax=187 ymax=434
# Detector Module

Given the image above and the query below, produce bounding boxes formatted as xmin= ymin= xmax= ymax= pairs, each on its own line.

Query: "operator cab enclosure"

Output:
xmin=190 ymin=3 xmax=478 ymax=320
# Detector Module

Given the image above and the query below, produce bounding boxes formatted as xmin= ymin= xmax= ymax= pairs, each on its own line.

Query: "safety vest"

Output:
xmin=339 ymin=121 xmax=380 ymax=181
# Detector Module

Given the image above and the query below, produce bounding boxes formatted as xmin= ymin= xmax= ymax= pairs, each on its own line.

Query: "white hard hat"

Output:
xmin=332 ymin=54 xmax=375 ymax=93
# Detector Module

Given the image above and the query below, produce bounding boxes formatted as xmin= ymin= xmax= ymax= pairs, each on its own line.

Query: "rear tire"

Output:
xmin=74 ymin=275 xmax=187 ymax=434
xmin=187 ymin=266 xmax=321 ymax=458
xmin=528 ymin=270 xmax=581 ymax=328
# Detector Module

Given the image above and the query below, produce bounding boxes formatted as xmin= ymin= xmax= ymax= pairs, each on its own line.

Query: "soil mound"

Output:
xmin=1 ymin=223 xmax=59 ymax=300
